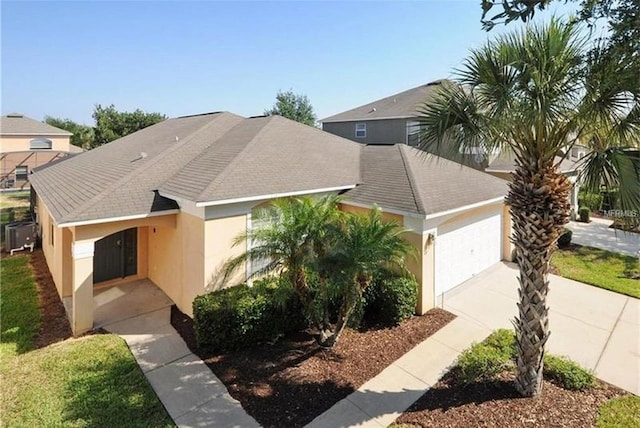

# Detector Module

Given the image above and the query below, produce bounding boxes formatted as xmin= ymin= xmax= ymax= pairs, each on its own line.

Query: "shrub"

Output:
xmin=557 ymin=228 xmax=573 ymax=248
xmin=454 ymin=329 xmax=515 ymax=384
xmin=579 ymin=207 xmax=590 ymax=222
xmin=543 ymin=354 xmax=596 ymax=391
xmin=578 ymin=192 xmax=603 ymax=212
xmin=363 ymin=273 xmax=418 ymax=326
xmin=193 ymin=278 xmax=306 ymax=351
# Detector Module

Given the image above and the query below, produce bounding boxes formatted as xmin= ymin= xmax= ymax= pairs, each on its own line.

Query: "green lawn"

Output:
xmin=552 ymin=245 xmax=640 ymax=298
xmin=0 ymin=255 xmax=174 ymax=428
xmin=597 ymin=395 xmax=640 ymax=428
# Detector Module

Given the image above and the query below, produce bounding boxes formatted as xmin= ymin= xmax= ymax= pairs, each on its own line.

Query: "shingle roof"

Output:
xmin=30 ymin=113 xmax=362 ymax=224
xmin=321 ymin=80 xmax=447 ymax=123
xmin=1 ymin=113 xmax=73 ymax=136
xmin=486 ymin=152 xmax=579 ymax=174
xmin=344 ymin=144 xmax=508 ymax=216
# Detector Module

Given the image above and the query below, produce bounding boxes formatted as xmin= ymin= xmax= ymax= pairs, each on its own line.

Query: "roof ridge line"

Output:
xmin=60 ymin=113 xmax=232 ymax=222
xmin=397 ymin=144 xmax=426 ymax=215
xmin=194 ymin=116 xmax=275 ymax=202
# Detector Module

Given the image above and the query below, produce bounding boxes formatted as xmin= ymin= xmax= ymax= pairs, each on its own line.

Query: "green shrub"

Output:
xmin=579 ymin=207 xmax=590 ymax=222
xmin=193 ymin=278 xmax=306 ymax=351
xmin=578 ymin=192 xmax=603 ymax=212
xmin=543 ymin=354 xmax=596 ymax=391
xmin=601 ymin=190 xmax=619 ymax=211
xmin=454 ymin=329 xmax=515 ymax=384
xmin=557 ymin=228 xmax=573 ymax=247
xmin=364 ymin=273 xmax=418 ymax=326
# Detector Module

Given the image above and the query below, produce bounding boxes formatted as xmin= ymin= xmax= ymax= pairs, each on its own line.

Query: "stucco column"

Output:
xmin=404 ymin=231 xmax=435 ymax=315
xmin=71 ymin=241 xmax=95 ymax=336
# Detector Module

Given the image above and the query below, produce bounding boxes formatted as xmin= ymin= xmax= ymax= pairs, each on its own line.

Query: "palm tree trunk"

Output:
xmin=507 ymin=160 xmax=572 ymax=397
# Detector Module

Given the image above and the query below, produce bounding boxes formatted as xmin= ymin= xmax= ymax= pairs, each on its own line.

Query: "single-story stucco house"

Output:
xmin=29 ymin=112 xmax=512 ymax=335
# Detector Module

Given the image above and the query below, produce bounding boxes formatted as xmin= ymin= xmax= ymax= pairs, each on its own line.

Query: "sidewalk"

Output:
xmin=104 ymin=307 xmax=260 ymax=428
xmin=568 ymin=217 xmax=640 ymax=257
xmin=305 ymin=317 xmax=491 ymax=428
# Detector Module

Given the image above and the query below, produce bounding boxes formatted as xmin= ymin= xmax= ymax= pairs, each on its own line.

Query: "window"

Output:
xmin=29 ymin=138 xmax=52 ymax=150
xmin=15 ymin=165 xmax=28 ymax=181
xmin=50 ymin=222 xmax=54 ymax=246
xmin=406 ymin=121 xmax=420 ymax=146
xmin=355 ymin=123 xmax=366 ymax=138
xmin=248 ymin=208 xmax=280 ymax=280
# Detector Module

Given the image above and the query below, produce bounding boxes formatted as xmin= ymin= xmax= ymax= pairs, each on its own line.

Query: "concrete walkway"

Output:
xmin=568 ymin=217 xmax=640 ymax=257
xmin=306 ymin=316 xmax=492 ymax=428
xmin=442 ymin=262 xmax=640 ymax=395
xmin=103 ymin=307 xmax=260 ymax=428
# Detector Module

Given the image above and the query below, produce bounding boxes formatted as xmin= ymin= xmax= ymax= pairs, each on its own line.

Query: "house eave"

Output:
xmin=56 ymin=209 xmax=180 ymax=228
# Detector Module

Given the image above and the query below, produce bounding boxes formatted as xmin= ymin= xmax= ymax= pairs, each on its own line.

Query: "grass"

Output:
xmin=0 ymin=253 xmax=174 ymax=427
xmin=0 ymin=255 xmax=41 ymax=365
xmin=552 ymin=245 xmax=640 ymax=298
xmin=597 ymin=395 xmax=640 ymax=427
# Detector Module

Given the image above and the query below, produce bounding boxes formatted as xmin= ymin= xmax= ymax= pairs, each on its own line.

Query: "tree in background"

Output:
xmin=44 ymin=116 xmax=94 ymax=150
xmin=480 ymin=0 xmax=639 ymax=67
xmin=416 ymin=20 xmax=639 ymax=396
xmin=264 ymin=90 xmax=317 ymax=126
xmin=92 ymin=105 xmax=166 ymax=148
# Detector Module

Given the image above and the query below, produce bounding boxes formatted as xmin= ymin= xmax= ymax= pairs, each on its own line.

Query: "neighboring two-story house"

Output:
xmin=321 ymin=81 xmax=581 ymax=216
xmin=0 ymin=113 xmax=81 ymax=190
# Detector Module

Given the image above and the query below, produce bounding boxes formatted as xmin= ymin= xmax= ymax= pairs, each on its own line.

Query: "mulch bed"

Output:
xmin=28 ymin=249 xmax=73 ymax=347
xmin=171 ymin=306 xmax=455 ymax=428
xmin=394 ymin=371 xmax=626 ymax=428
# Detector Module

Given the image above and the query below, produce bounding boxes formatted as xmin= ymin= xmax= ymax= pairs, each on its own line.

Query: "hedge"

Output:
xmin=193 ymin=277 xmax=306 ymax=351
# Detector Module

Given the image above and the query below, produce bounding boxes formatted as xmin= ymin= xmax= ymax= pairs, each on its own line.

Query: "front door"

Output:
xmin=93 ymin=228 xmax=137 ymax=283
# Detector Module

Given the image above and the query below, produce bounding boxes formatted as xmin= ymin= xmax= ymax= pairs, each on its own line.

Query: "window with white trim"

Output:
xmin=406 ymin=121 xmax=420 ymax=146
xmin=15 ymin=165 xmax=28 ymax=181
xmin=30 ymin=138 xmax=52 ymax=150
xmin=355 ymin=123 xmax=366 ymax=138
xmin=248 ymin=207 xmax=280 ymax=279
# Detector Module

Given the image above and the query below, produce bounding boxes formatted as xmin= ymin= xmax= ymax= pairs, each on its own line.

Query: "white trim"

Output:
xmin=321 ymin=115 xmax=414 ymax=123
xmin=484 ymin=168 xmax=513 ymax=173
xmin=355 ymin=123 xmax=367 ymax=138
xmin=424 ymin=197 xmax=505 ymax=220
xmin=58 ymin=209 xmax=179 ymax=228
xmin=72 ymin=241 xmax=94 ymax=259
xmin=340 ymin=199 xmax=426 ymax=219
xmin=194 ymin=185 xmax=357 ymax=207
xmin=2 ymin=132 xmax=72 ymax=136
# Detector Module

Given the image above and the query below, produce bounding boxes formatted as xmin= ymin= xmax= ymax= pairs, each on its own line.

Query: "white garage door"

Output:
xmin=435 ymin=211 xmax=502 ymax=296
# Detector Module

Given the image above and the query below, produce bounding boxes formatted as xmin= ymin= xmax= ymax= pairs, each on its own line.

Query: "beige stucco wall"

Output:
xmin=339 ymin=203 xmax=404 ymax=223
xmin=37 ymin=194 xmax=67 ymax=296
xmin=1 ymin=135 xmax=71 ymax=153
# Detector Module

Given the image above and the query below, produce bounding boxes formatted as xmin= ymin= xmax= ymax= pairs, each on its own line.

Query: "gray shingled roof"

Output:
xmin=30 ymin=112 xmax=362 ymax=224
xmin=1 ymin=113 xmax=73 ymax=136
xmin=345 ymin=144 xmax=508 ymax=216
xmin=486 ymin=152 xmax=579 ymax=174
xmin=321 ymin=80 xmax=447 ymax=123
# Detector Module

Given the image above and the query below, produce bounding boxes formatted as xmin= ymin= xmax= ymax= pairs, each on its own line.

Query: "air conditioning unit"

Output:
xmin=5 ymin=222 xmax=36 ymax=255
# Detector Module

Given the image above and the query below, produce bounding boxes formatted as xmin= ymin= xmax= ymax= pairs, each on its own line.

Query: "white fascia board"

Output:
xmin=424 ymin=197 xmax=505 ymax=221
xmin=194 ymin=185 xmax=357 ymax=208
xmin=321 ymin=115 xmax=414 ymax=124
xmin=57 ymin=209 xmax=179 ymax=228
xmin=484 ymin=168 xmax=512 ymax=173
xmin=158 ymin=191 xmax=204 ymax=218
xmin=3 ymin=132 xmax=72 ymax=136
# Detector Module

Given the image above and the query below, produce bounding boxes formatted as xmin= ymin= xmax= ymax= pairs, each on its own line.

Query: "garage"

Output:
xmin=434 ymin=209 xmax=503 ymax=296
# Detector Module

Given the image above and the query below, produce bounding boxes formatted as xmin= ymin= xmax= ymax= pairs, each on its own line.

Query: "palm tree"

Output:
xmin=224 ymin=195 xmax=342 ymax=328
xmin=319 ymin=208 xmax=414 ymax=347
xmin=416 ymin=20 xmax=639 ymax=396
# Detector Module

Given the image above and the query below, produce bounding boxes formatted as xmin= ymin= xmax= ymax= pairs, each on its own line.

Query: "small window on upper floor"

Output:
xmin=355 ymin=123 xmax=366 ymax=138
xmin=30 ymin=137 xmax=52 ymax=150
xmin=15 ymin=165 xmax=28 ymax=181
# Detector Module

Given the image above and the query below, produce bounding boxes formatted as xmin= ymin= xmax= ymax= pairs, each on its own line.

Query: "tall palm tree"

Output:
xmin=416 ymin=20 xmax=639 ymax=396
xmin=320 ymin=208 xmax=414 ymax=347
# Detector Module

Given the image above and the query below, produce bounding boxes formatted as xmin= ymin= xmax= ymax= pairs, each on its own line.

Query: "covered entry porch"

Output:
xmin=61 ymin=213 xmax=179 ymax=335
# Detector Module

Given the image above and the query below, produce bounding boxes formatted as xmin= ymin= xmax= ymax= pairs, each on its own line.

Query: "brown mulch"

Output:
xmin=394 ymin=371 xmax=626 ymax=428
xmin=28 ymin=249 xmax=73 ymax=347
xmin=171 ymin=306 xmax=455 ymax=428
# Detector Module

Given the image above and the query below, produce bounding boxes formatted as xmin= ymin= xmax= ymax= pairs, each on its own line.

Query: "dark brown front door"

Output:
xmin=93 ymin=228 xmax=137 ymax=283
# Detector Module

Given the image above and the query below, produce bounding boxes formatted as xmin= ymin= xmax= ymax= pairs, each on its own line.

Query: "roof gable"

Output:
xmin=321 ymin=80 xmax=447 ymax=123
xmin=1 ymin=113 xmax=73 ymax=136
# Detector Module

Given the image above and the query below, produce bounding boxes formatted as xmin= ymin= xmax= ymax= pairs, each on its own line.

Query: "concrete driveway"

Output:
xmin=568 ymin=217 xmax=640 ymax=257
xmin=441 ymin=262 xmax=640 ymax=395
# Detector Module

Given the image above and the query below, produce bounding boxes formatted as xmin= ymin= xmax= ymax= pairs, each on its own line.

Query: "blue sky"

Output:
xmin=2 ymin=1 xmax=579 ymax=124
